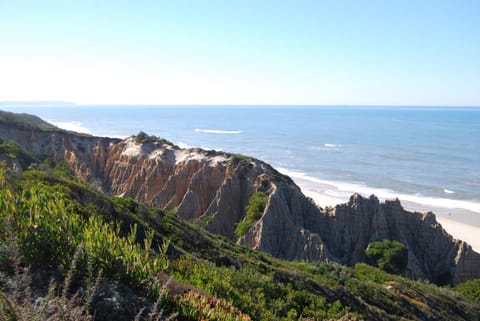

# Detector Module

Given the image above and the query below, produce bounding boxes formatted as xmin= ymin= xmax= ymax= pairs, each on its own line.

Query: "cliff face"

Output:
xmin=0 ymin=118 xmax=118 ymax=187
xmin=1 ymin=116 xmax=479 ymax=285
xmin=241 ymin=189 xmax=480 ymax=284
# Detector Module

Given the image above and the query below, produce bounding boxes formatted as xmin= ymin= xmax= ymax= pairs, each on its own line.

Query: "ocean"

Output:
xmin=2 ymin=105 xmax=480 ymax=224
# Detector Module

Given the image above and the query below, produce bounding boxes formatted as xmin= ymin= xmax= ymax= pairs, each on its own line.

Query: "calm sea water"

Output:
xmin=2 ymin=105 xmax=480 ymax=214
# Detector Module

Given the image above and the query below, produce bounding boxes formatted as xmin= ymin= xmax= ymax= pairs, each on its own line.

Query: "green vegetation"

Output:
xmin=133 ymin=131 xmax=173 ymax=145
xmin=174 ymin=291 xmax=252 ymax=321
xmin=346 ymin=263 xmax=476 ymax=319
xmin=172 ymin=258 xmax=350 ymax=321
xmin=0 ymin=163 xmax=167 ymax=296
xmin=0 ymin=140 xmax=38 ymax=168
xmin=0 ymin=161 xmax=256 ymax=320
xmin=365 ymin=240 xmax=408 ymax=274
xmin=235 ymin=192 xmax=268 ymax=239
xmin=0 ymin=110 xmax=58 ymax=131
xmin=229 ymin=154 xmax=250 ymax=163
xmin=455 ymin=279 xmax=480 ymax=303
xmin=0 ymin=142 xmax=479 ymax=320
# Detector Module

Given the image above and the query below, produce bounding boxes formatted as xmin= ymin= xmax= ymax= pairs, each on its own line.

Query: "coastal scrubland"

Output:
xmin=0 ymin=139 xmax=479 ymax=320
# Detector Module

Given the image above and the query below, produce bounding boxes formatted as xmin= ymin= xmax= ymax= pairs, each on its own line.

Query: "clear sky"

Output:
xmin=1 ymin=0 xmax=479 ymax=105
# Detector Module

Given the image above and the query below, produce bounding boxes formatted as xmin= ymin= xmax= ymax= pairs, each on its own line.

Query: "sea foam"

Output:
xmin=195 ymin=128 xmax=242 ymax=134
xmin=176 ymin=141 xmax=191 ymax=149
xmin=277 ymin=167 xmax=480 ymax=214
xmin=47 ymin=120 xmax=91 ymax=134
xmin=324 ymin=143 xmax=342 ymax=148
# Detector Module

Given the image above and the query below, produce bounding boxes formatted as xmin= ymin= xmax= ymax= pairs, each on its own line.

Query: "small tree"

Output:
xmin=365 ymin=240 xmax=408 ymax=274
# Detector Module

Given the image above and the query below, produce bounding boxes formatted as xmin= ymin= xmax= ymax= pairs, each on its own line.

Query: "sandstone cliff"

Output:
xmin=241 ymin=190 xmax=480 ymax=284
xmin=1 ymin=112 xmax=479 ymax=285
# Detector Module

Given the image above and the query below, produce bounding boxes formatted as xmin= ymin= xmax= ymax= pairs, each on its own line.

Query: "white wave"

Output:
xmin=108 ymin=134 xmax=129 ymax=139
xmin=277 ymin=167 xmax=480 ymax=214
xmin=47 ymin=120 xmax=91 ymax=134
xmin=194 ymin=128 xmax=242 ymax=134
xmin=276 ymin=167 xmax=306 ymax=177
xmin=444 ymin=189 xmax=455 ymax=194
xmin=176 ymin=141 xmax=190 ymax=149
xmin=200 ymin=146 xmax=223 ymax=152
xmin=323 ymin=189 xmax=352 ymax=199
xmin=324 ymin=143 xmax=342 ymax=148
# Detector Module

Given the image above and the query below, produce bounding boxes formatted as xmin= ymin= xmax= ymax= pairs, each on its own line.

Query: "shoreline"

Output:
xmin=287 ymin=171 xmax=480 ymax=252
xmin=34 ymin=117 xmax=480 ymax=252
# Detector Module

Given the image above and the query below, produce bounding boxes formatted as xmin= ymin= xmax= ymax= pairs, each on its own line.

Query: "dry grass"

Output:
xmin=0 ymin=244 xmax=177 ymax=321
xmin=1 ymin=244 xmax=98 ymax=321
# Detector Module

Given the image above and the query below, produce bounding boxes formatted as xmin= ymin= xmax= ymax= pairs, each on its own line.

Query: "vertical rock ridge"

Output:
xmin=1 ymin=120 xmax=479 ymax=285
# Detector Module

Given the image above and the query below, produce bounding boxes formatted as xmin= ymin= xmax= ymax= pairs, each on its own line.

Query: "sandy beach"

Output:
xmin=288 ymin=173 xmax=480 ymax=253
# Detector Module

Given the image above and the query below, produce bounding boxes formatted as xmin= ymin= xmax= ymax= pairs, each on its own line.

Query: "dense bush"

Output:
xmin=229 ymin=154 xmax=249 ymax=163
xmin=365 ymin=240 xmax=408 ymax=274
xmin=0 ymin=140 xmax=37 ymax=168
xmin=0 ymin=110 xmax=58 ymax=131
xmin=235 ymin=192 xmax=268 ymax=239
xmin=0 ymin=164 xmax=168 ymax=295
xmin=455 ymin=279 xmax=480 ymax=303
xmin=171 ymin=257 xmax=349 ymax=321
xmin=134 ymin=131 xmax=173 ymax=145
xmin=174 ymin=291 xmax=252 ymax=321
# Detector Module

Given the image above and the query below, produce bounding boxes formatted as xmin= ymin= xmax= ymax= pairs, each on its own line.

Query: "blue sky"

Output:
xmin=0 ymin=0 xmax=479 ymax=105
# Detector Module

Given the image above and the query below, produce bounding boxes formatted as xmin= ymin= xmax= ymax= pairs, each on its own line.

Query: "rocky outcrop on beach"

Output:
xmin=1 ymin=111 xmax=479 ymax=285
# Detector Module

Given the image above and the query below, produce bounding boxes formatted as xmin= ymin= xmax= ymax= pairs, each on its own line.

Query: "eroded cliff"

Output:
xmin=1 ymin=112 xmax=479 ymax=285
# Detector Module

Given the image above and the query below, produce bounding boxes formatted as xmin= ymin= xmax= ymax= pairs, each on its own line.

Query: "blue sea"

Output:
xmin=2 ymin=105 xmax=480 ymax=218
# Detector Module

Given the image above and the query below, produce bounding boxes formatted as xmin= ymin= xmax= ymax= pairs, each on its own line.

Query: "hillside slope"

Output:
xmin=0 ymin=152 xmax=479 ymax=320
xmin=1 ymin=109 xmax=479 ymax=286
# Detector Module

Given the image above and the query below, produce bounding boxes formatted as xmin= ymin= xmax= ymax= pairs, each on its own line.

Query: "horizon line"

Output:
xmin=1 ymin=101 xmax=480 ymax=108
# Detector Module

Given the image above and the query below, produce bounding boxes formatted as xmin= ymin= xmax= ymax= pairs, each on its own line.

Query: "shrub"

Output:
xmin=245 ymin=192 xmax=268 ymax=221
xmin=455 ymin=278 xmax=480 ymax=303
xmin=171 ymin=257 xmax=348 ymax=321
xmin=0 ymin=242 xmax=178 ymax=321
xmin=235 ymin=221 xmax=253 ymax=239
xmin=365 ymin=240 xmax=408 ymax=274
xmin=0 ymin=249 xmax=99 ymax=321
xmin=229 ymin=154 xmax=249 ymax=163
xmin=0 ymin=110 xmax=58 ymax=131
xmin=0 ymin=164 xmax=168 ymax=296
xmin=174 ymin=291 xmax=252 ymax=321
xmin=0 ymin=140 xmax=37 ymax=168
xmin=352 ymin=263 xmax=397 ymax=284
xmin=134 ymin=131 xmax=173 ymax=145
xmin=235 ymin=192 xmax=268 ymax=239
xmin=53 ymin=160 xmax=71 ymax=177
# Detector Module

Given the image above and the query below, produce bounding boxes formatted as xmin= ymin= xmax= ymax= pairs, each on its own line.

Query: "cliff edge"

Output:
xmin=1 ymin=110 xmax=479 ymax=285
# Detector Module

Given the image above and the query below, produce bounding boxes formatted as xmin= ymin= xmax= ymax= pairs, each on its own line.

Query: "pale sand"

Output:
xmin=174 ymin=149 xmax=227 ymax=165
xmin=291 ymin=175 xmax=480 ymax=253
xmin=435 ymin=217 xmax=480 ymax=252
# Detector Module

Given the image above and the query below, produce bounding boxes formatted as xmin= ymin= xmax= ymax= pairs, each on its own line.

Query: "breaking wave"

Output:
xmin=324 ymin=143 xmax=342 ymax=148
xmin=47 ymin=120 xmax=91 ymax=134
xmin=195 ymin=128 xmax=242 ymax=134
xmin=277 ymin=167 xmax=480 ymax=214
